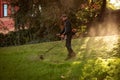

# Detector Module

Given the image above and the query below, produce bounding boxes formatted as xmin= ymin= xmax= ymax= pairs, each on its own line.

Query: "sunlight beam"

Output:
xmin=108 ymin=0 xmax=120 ymax=9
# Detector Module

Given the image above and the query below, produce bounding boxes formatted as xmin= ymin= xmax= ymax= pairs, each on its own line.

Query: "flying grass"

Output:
xmin=0 ymin=35 xmax=120 ymax=80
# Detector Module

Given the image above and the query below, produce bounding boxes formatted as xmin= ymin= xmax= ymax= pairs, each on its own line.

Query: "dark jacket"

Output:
xmin=60 ymin=19 xmax=72 ymax=35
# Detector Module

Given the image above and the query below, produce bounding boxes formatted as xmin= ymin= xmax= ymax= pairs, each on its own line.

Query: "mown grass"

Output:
xmin=0 ymin=35 xmax=120 ymax=80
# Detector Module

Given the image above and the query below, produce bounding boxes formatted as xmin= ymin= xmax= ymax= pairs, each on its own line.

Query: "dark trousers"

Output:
xmin=65 ymin=34 xmax=74 ymax=56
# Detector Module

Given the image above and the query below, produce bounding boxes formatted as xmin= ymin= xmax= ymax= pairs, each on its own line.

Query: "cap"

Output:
xmin=61 ymin=14 xmax=67 ymax=18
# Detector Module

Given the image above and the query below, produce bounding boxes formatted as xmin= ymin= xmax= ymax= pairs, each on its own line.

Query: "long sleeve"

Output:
xmin=60 ymin=20 xmax=72 ymax=35
xmin=60 ymin=27 xmax=65 ymax=35
xmin=64 ymin=20 xmax=72 ymax=35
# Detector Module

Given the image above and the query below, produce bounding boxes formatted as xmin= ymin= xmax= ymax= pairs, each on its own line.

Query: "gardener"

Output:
xmin=57 ymin=14 xmax=76 ymax=60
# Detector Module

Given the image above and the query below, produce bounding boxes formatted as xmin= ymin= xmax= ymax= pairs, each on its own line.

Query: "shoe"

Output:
xmin=65 ymin=52 xmax=76 ymax=60
xmin=70 ymin=52 xmax=76 ymax=57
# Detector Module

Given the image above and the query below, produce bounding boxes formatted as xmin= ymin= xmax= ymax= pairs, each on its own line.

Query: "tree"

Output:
xmin=98 ymin=0 xmax=107 ymax=22
xmin=1 ymin=0 xmax=113 ymax=46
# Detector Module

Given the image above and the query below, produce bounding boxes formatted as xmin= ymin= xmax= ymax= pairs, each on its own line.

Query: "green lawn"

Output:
xmin=0 ymin=35 xmax=120 ymax=80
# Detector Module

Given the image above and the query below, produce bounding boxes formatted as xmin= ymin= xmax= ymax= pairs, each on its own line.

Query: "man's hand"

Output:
xmin=60 ymin=34 xmax=65 ymax=38
xmin=56 ymin=34 xmax=65 ymax=39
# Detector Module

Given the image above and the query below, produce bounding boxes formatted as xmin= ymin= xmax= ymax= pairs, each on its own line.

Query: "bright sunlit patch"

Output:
xmin=72 ymin=61 xmax=81 ymax=65
xmin=93 ymin=35 xmax=118 ymax=52
xmin=108 ymin=0 xmax=120 ymax=9
xmin=102 ymin=35 xmax=119 ymax=51
xmin=97 ymin=58 xmax=108 ymax=65
xmin=97 ymin=57 xmax=120 ymax=67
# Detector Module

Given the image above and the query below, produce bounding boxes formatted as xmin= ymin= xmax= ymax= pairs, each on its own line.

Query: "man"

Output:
xmin=57 ymin=14 xmax=76 ymax=60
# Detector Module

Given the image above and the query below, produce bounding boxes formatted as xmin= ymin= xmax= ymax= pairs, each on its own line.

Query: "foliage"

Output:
xmin=0 ymin=26 xmax=59 ymax=47
xmin=112 ymin=38 xmax=120 ymax=58
xmin=1 ymin=0 xmax=116 ymax=46
xmin=0 ymin=30 xmax=31 ymax=47
xmin=76 ymin=1 xmax=102 ymax=24
xmin=65 ymin=58 xmax=120 ymax=80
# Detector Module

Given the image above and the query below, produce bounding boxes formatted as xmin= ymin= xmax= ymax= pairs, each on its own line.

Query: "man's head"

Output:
xmin=61 ymin=14 xmax=68 ymax=21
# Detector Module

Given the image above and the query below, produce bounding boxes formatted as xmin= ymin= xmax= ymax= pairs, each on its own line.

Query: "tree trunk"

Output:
xmin=98 ymin=0 xmax=107 ymax=22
